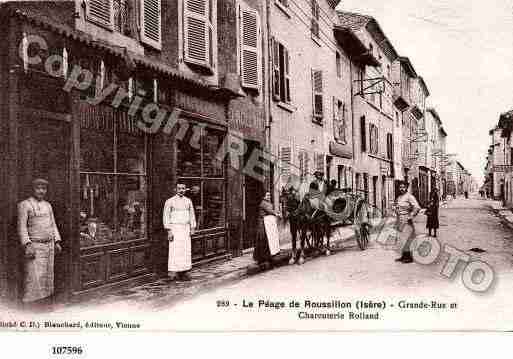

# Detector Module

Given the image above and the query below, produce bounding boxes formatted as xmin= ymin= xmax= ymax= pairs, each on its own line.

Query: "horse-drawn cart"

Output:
xmin=280 ymin=186 xmax=372 ymax=265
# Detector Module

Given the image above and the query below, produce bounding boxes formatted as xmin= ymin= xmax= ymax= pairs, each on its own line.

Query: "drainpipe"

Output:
xmin=264 ymin=0 xmax=272 ymax=197
xmin=349 ymin=59 xmax=356 ymax=190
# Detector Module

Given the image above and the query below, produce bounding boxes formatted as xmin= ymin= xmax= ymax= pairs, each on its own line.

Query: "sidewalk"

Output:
xmin=56 ymin=219 xmax=389 ymax=312
xmin=487 ymin=199 xmax=513 ymax=230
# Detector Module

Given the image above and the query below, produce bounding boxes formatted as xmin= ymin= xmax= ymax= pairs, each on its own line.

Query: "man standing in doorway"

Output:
xmin=18 ymin=178 xmax=62 ymax=310
xmin=163 ymin=183 xmax=197 ymax=281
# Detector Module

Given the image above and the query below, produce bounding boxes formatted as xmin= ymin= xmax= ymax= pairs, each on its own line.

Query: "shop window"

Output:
xmin=80 ymin=109 xmax=147 ymax=247
xmin=177 ymin=125 xmax=226 ymax=231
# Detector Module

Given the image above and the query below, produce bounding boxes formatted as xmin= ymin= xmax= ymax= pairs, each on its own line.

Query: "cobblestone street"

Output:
xmin=27 ymin=195 xmax=513 ymax=331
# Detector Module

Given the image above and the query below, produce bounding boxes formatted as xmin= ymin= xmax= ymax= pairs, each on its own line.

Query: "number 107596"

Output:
xmin=51 ymin=346 xmax=83 ymax=355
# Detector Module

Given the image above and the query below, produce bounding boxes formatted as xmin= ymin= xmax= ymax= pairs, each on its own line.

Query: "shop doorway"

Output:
xmin=242 ymin=140 xmax=264 ymax=250
xmin=17 ymin=118 xmax=71 ymax=301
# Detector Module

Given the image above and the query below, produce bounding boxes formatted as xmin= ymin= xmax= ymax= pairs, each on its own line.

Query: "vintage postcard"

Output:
xmin=0 ymin=0 xmax=512 ymax=338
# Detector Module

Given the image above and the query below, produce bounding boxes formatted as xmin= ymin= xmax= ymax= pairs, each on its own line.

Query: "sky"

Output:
xmin=338 ymin=0 xmax=513 ymax=186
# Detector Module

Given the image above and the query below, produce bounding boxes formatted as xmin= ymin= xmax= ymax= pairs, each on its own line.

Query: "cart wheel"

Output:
xmin=356 ymin=224 xmax=369 ymax=250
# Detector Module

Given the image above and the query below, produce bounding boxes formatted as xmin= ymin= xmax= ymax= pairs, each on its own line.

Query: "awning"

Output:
xmin=329 ymin=141 xmax=352 ymax=159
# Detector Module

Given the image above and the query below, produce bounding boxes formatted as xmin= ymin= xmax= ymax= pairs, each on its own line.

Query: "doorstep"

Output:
xmin=59 ymin=221 xmax=390 ymax=311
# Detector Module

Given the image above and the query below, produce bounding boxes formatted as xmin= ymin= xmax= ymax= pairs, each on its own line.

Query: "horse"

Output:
xmin=280 ymin=186 xmax=333 ymax=265
xmin=301 ymin=190 xmax=333 ymax=256
xmin=280 ymin=187 xmax=308 ymax=265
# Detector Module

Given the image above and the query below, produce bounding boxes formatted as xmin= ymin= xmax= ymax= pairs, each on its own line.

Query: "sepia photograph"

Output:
xmin=0 ymin=0 xmax=512 ymax=339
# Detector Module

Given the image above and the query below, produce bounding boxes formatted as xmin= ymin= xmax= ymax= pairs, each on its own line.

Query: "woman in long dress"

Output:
xmin=426 ymin=188 xmax=440 ymax=237
xmin=253 ymin=191 xmax=281 ymax=266
xmin=394 ymin=181 xmax=421 ymax=263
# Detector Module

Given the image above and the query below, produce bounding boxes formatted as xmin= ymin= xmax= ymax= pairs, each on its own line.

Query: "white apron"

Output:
xmin=168 ymin=224 xmax=192 ymax=272
xmin=263 ymin=215 xmax=280 ymax=255
xmin=23 ymin=241 xmax=55 ymax=302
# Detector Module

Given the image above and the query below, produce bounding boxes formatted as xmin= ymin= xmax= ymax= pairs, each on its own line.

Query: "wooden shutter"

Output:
xmin=310 ymin=0 xmax=319 ymax=38
xmin=360 ymin=116 xmax=367 ymax=152
xmin=299 ymin=151 xmax=304 ymax=179
xmin=305 ymin=152 xmax=310 ymax=178
xmin=240 ymin=5 xmax=259 ymax=89
xmin=86 ymin=0 xmax=114 ymax=29
xmin=299 ymin=151 xmax=310 ymax=179
xmin=387 ymin=133 xmax=393 ymax=159
xmin=284 ymin=47 xmax=291 ymax=102
xmin=332 ymin=97 xmax=339 ymax=141
xmin=141 ymin=0 xmax=161 ymax=49
xmin=315 ymin=153 xmax=324 ymax=172
xmin=340 ymin=103 xmax=346 ymax=141
xmin=374 ymin=126 xmax=379 ymax=154
xmin=272 ymin=38 xmax=281 ymax=100
xmin=280 ymin=146 xmax=292 ymax=175
xmin=312 ymin=69 xmax=323 ymax=119
xmin=184 ymin=0 xmax=213 ymax=67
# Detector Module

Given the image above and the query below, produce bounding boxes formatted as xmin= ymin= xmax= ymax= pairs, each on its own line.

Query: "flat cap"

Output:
xmin=32 ymin=178 xmax=49 ymax=187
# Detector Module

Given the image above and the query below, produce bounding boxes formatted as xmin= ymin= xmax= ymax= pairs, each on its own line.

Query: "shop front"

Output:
xmin=1 ymin=17 xmax=234 ymax=303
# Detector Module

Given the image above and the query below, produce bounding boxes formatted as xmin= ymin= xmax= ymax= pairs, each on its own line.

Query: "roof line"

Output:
xmin=2 ymin=3 xmax=212 ymax=91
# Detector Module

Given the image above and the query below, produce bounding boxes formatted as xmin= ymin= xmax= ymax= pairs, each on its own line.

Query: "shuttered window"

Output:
xmin=86 ymin=0 xmax=114 ymax=29
xmin=272 ymin=39 xmax=291 ymax=103
xmin=141 ymin=0 xmax=162 ymax=49
xmin=280 ymin=146 xmax=292 ymax=175
xmin=310 ymin=0 xmax=320 ymax=39
xmin=336 ymin=52 xmax=341 ymax=78
xmin=315 ymin=153 xmax=324 ymax=172
xmin=386 ymin=133 xmax=393 ymax=160
xmin=184 ymin=0 xmax=215 ymax=68
xmin=239 ymin=5 xmax=260 ymax=90
xmin=369 ymin=124 xmax=379 ymax=155
xmin=299 ymin=151 xmax=309 ymax=180
xmin=283 ymin=47 xmax=290 ymax=102
xmin=360 ymin=116 xmax=367 ymax=152
xmin=312 ymin=69 xmax=323 ymax=122
xmin=333 ymin=98 xmax=347 ymax=143
xmin=272 ymin=39 xmax=281 ymax=99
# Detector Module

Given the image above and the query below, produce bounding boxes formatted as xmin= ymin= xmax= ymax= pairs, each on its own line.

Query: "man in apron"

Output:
xmin=163 ymin=183 xmax=197 ymax=281
xmin=17 ymin=178 xmax=62 ymax=309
